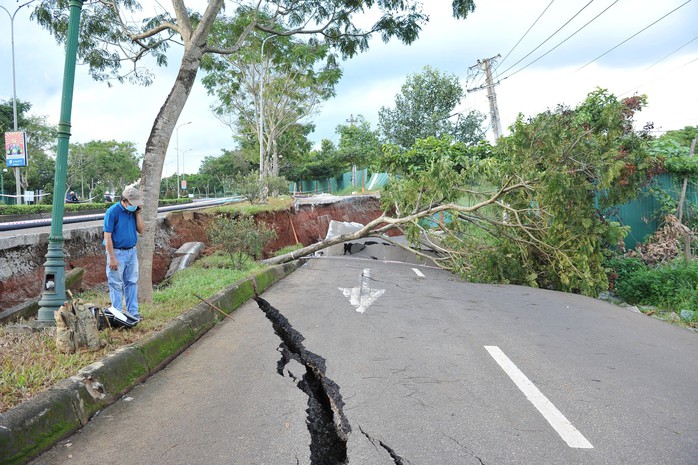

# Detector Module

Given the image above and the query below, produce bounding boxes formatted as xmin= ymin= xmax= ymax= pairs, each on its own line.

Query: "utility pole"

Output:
xmin=467 ymin=54 xmax=503 ymax=140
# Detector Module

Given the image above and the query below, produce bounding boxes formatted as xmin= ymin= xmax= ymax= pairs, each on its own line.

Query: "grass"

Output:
xmin=208 ymin=196 xmax=294 ymax=215
xmin=274 ymin=243 xmax=305 ymax=257
xmin=0 ymin=252 xmax=264 ymax=414
xmin=609 ymin=256 xmax=698 ymax=325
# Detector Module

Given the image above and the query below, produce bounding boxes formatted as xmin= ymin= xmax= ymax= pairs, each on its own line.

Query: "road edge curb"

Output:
xmin=0 ymin=258 xmax=307 ymax=465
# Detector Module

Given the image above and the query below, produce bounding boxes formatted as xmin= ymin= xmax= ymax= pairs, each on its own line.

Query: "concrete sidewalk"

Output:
xmin=0 ymin=259 xmax=306 ymax=465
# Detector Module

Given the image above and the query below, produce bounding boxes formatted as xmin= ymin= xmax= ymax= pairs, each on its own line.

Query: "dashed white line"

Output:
xmin=411 ymin=268 xmax=425 ymax=277
xmin=485 ymin=345 xmax=593 ymax=449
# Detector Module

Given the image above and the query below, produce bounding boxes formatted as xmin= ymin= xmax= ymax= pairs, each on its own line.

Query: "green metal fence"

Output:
xmin=608 ymin=174 xmax=697 ymax=249
xmin=290 ymin=168 xmax=374 ymax=195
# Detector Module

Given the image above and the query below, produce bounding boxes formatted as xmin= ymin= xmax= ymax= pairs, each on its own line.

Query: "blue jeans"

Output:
xmin=106 ymin=247 xmax=140 ymax=318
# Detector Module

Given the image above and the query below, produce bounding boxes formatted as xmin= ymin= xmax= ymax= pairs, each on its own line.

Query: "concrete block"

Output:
xmin=164 ymin=241 xmax=206 ymax=279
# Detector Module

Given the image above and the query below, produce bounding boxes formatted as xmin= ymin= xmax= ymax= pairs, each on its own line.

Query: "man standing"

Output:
xmin=103 ymin=186 xmax=145 ymax=320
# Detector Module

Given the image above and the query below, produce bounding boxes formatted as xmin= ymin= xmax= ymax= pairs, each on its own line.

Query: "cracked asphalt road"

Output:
xmin=30 ymin=246 xmax=698 ymax=464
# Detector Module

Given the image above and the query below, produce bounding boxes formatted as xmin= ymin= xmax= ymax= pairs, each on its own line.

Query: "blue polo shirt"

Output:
xmin=103 ymin=202 xmax=138 ymax=249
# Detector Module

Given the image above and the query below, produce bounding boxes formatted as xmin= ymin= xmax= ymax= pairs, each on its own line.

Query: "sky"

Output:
xmin=0 ymin=0 xmax=697 ymax=177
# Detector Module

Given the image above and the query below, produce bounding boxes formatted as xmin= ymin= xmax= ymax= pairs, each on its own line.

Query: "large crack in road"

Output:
xmin=254 ymin=295 xmax=411 ymax=465
xmin=254 ymin=296 xmax=351 ymax=464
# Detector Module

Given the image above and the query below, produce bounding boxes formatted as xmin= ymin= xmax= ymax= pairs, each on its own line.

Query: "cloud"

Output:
xmin=1 ymin=0 xmax=696 ymax=175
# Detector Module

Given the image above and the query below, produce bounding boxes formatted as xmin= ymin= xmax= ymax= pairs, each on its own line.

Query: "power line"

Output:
xmin=642 ymin=36 xmax=698 ymax=72
xmin=577 ymin=0 xmax=693 ymax=71
xmin=498 ymin=0 xmax=620 ymax=82
xmin=618 ymin=36 xmax=698 ymax=97
xmin=497 ymin=0 xmax=597 ymax=78
xmin=619 ymin=55 xmax=698 ymax=97
xmin=497 ymin=0 xmax=556 ymax=72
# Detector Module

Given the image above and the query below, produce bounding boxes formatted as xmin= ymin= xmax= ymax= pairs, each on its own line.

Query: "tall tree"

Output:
xmin=199 ymin=149 xmax=251 ymax=176
xmin=335 ymin=114 xmax=382 ymax=186
xmin=68 ymin=140 xmax=142 ymax=199
xmin=288 ymin=138 xmax=344 ymax=182
xmin=203 ymin=31 xmax=340 ymax=179
xmin=378 ymin=65 xmax=485 ymax=149
xmin=275 ymin=122 xmax=315 ymax=178
xmin=34 ymin=0 xmax=477 ymax=302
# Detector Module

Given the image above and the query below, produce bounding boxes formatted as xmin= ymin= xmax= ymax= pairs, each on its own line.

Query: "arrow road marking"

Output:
xmin=338 ymin=268 xmax=385 ymax=314
xmin=485 ymin=345 xmax=593 ymax=449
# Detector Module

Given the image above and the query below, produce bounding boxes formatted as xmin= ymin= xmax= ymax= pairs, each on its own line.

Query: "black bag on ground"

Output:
xmin=102 ymin=306 xmax=139 ymax=328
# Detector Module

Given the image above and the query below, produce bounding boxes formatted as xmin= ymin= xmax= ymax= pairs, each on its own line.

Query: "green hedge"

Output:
xmin=0 ymin=198 xmax=192 ymax=216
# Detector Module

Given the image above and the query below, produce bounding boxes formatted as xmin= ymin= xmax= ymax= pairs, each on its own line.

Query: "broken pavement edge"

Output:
xmin=0 ymin=258 xmax=307 ymax=465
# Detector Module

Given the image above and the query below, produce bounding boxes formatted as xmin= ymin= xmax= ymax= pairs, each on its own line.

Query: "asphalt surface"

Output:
xmin=28 ymin=244 xmax=698 ymax=465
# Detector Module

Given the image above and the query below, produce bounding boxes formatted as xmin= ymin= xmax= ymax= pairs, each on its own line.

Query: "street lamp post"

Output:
xmin=175 ymin=121 xmax=191 ymax=199
xmin=36 ymin=0 xmax=85 ymax=324
xmin=0 ymin=0 xmax=35 ymax=206
xmin=179 ymin=148 xmax=192 ymax=196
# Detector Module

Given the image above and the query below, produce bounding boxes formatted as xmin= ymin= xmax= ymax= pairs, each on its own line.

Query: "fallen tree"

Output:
xmin=264 ymin=178 xmax=531 ymax=267
xmin=268 ymin=90 xmax=658 ymax=297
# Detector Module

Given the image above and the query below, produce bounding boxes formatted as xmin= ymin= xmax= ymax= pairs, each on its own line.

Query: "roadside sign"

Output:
xmin=5 ymin=131 xmax=28 ymax=167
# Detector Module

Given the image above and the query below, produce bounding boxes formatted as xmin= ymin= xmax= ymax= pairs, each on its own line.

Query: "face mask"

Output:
xmin=126 ymin=205 xmax=138 ymax=212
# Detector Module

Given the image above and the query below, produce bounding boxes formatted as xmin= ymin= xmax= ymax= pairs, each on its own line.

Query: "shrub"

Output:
xmin=615 ymin=259 xmax=698 ymax=311
xmin=604 ymin=256 xmax=646 ymax=291
xmin=234 ymin=172 xmax=289 ymax=204
xmin=207 ymin=214 xmax=277 ymax=269
xmin=267 ymin=175 xmax=290 ymax=196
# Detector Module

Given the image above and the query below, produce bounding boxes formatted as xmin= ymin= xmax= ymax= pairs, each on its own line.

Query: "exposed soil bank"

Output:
xmin=0 ymin=196 xmax=385 ymax=316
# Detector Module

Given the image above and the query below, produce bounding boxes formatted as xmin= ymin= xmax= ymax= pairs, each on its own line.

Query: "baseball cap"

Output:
xmin=122 ymin=186 xmax=144 ymax=207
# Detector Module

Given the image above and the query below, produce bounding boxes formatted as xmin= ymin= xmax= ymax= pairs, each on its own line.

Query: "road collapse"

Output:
xmin=254 ymin=295 xmax=350 ymax=464
xmin=196 ymin=290 xmax=409 ymax=464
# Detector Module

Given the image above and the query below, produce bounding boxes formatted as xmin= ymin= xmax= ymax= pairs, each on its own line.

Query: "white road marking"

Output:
xmin=338 ymin=268 xmax=385 ymax=313
xmin=484 ymin=345 xmax=594 ymax=449
xmin=412 ymin=268 xmax=425 ymax=277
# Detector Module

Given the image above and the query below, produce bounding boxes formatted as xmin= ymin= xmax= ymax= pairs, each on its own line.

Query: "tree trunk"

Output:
xmin=137 ymin=46 xmax=204 ymax=303
xmin=272 ymin=139 xmax=279 ymax=176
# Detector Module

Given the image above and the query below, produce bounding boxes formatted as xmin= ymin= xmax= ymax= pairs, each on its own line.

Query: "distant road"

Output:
xmin=0 ymin=197 xmax=241 ymax=236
